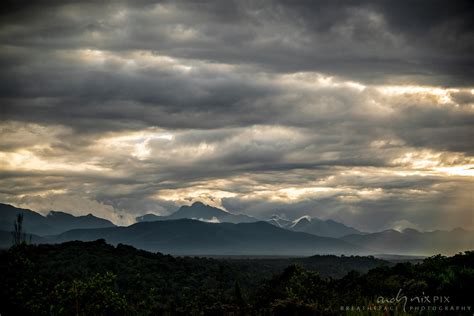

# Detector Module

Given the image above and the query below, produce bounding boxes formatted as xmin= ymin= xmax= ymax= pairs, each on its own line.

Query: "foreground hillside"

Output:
xmin=1 ymin=240 xmax=472 ymax=315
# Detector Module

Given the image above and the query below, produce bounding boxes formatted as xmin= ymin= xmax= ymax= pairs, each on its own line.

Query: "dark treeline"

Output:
xmin=0 ymin=240 xmax=472 ymax=315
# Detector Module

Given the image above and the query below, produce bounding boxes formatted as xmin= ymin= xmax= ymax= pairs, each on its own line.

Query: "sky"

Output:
xmin=0 ymin=0 xmax=473 ymax=231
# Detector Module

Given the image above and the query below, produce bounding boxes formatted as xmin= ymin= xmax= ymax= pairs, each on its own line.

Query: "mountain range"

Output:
xmin=268 ymin=215 xmax=362 ymax=238
xmin=53 ymin=219 xmax=364 ymax=256
xmin=342 ymin=228 xmax=474 ymax=256
xmin=1 ymin=202 xmax=472 ymax=256
xmin=138 ymin=203 xmax=362 ymax=238
xmin=0 ymin=203 xmax=115 ymax=236
xmin=136 ymin=202 xmax=258 ymax=224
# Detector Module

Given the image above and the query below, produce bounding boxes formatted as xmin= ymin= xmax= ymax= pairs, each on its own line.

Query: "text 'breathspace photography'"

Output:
xmin=0 ymin=1 xmax=473 ymax=315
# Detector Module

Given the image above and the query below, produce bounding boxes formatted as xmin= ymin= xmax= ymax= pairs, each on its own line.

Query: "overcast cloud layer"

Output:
xmin=1 ymin=0 xmax=473 ymax=231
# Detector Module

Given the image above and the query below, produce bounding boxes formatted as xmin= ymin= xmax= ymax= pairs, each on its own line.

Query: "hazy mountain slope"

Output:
xmin=0 ymin=230 xmax=49 ymax=249
xmin=137 ymin=203 xmax=360 ymax=239
xmin=135 ymin=213 xmax=163 ymax=222
xmin=342 ymin=228 xmax=474 ymax=256
xmin=54 ymin=219 xmax=364 ymax=256
xmin=265 ymin=214 xmax=362 ymax=238
xmin=0 ymin=203 xmax=115 ymax=236
xmin=46 ymin=211 xmax=115 ymax=232
xmin=136 ymin=202 xmax=258 ymax=224
xmin=1 ymin=204 xmax=54 ymax=236
xmin=266 ymin=215 xmax=292 ymax=228
xmin=290 ymin=216 xmax=362 ymax=238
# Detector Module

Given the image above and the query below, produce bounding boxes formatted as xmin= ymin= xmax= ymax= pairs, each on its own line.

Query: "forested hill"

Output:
xmin=1 ymin=240 xmax=473 ymax=315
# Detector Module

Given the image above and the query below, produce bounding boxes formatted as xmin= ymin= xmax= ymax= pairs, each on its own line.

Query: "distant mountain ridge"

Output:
xmin=137 ymin=203 xmax=362 ymax=239
xmin=136 ymin=202 xmax=258 ymax=224
xmin=267 ymin=215 xmax=292 ymax=228
xmin=0 ymin=203 xmax=115 ymax=236
xmin=53 ymin=219 xmax=365 ymax=256
xmin=289 ymin=216 xmax=362 ymax=238
xmin=342 ymin=228 xmax=474 ymax=256
xmin=266 ymin=214 xmax=362 ymax=238
xmin=1 ymin=202 xmax=473 ymax=256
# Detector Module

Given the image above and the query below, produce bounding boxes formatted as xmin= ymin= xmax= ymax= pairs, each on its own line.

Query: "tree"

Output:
xmin=12 ymin=213 xmax=29 ymax=246
xmin=51 ymin=272 xmax=129 ymax=316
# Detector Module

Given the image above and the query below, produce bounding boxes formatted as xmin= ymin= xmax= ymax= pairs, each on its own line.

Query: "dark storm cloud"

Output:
xmin=1 ymin=0 xmax=473 ymax=136
xmin=1 ymin=0 xmax=473 ymax=230
xmin=1 ymin=0 xmax=473 ymax=84
xmin=222 ymin=178 xmax=474 ymax=232
xmin=1 ymin=49 xmax=472 ymax=155
xmin=389 ymin=99 xmax=474 ymax=154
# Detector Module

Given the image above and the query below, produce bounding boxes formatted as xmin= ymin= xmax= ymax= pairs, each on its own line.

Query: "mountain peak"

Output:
xmin=137 ymin=203 xmax=257 ymax=224
xmin=47 ymin=211 xmax=101 ymax=220
xmin=191 ymin=201 xmax=206 ymax=207
xmin=0 ymin=203 xmax=115 ymax=235
xmin=290 ymin=215 xmax=312 ymax=229
xmin=47 ymin=210 xmax=74 ymax=218
xmin=289 ymin=215 xmax=362 ymax=238
xmin=381 ymin=229 xmax=402 ymax=234
xmin=267 ymin=215 xmax=292 ymax=228
xmin=402 ymin=228 xmax=420 ymax=234
xmin=295 ymin=215 xmax=312 ymax=223
xmin=170 ymin=202 xmax=228 ymax=220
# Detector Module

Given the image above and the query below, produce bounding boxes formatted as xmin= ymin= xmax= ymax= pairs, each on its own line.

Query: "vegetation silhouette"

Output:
xmin=0 ymin=240 xmax=472 ymax=315
xmin=11 ymin=213 xmax=30 ymax=246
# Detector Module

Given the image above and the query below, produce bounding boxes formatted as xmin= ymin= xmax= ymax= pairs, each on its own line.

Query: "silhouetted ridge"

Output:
xmin=136 ymin=202 xmax=258 ymax=224
xmin=53 ymin=218 xmax=363 ymax=255
xmin=0 ymin=203 xmax=115 ymax=236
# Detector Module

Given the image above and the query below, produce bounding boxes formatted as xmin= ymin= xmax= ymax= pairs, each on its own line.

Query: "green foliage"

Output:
xmin=50 ymin=272 xmax=128 ymax=316
xmin=0 ymin=241 xmax=472 ymax=315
